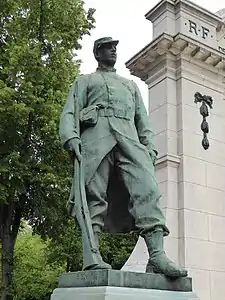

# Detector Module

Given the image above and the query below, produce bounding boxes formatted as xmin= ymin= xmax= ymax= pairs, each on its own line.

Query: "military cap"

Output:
xmin=93 ymin=37 xmax=119 ymax=55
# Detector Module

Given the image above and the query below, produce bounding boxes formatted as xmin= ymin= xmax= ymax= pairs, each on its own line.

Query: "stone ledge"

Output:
xmin=155 ymin=154 xmax=181 ymax=169
xmin=58 ymin=270 xmax=192 ymax=292
xmin=126 ymin=32 xmax=225 ymax=81
xmin=51 ymin=286 xmax=198 ymax=300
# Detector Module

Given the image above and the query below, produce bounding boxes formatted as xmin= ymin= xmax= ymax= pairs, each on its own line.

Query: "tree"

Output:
xmin=100 ymin=233 xmax=138 ymax=270
xmin=46 ymin=218 xmax=138 ymax=273
xmin=12 ymin=227 xmax=64 ymax=300
xmin=12 ymin=226 xmax=137 ymax=300
xmin=0 ymin=1 xmax=95 ymax=298
xmin=46 ymin=219 xmax=83 ymax=273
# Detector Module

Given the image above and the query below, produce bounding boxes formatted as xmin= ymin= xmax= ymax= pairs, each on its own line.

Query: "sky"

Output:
xmin=77 ymin=0 xmax=225 ymax=106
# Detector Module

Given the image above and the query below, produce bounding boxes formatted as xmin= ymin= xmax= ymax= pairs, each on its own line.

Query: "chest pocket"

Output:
xmin=86 ymin=73 xmax=107 ymax=105
xmin=120 ymin=80 xmax=135 ymax=103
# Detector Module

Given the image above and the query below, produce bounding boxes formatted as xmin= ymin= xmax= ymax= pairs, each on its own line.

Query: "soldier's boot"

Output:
xmin=144 ymin=227 xmax=188 ymax=278
xmin=83 ymin=227 xmax=112 ymax=271
xmin=90 ymin=231 xmax=112 ymax=270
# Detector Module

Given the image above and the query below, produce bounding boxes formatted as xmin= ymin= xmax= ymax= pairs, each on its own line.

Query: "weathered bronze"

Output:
xmin=59 ymin=37 xmax=188 ymax=277
xmin=194 ymin=92 xmax=213 ymax=150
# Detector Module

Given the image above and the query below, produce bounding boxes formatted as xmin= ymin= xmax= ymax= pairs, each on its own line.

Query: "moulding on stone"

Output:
xmin=156 ymin=154 xmax=181 ymax=170
xmin=126 ymin=33 xmax=225 ymax=81
xmin=144 ymin=54 xmax=174 ymax=81
xmin=51 ymin=286 xmax=199 ymax=300
xmin=146 ymin=65 xmax=177 ymax=86
xmin=145 ymin=0 xmax=175 ymax=23
xmin=216 ymin=8 xmax=225 ymax=22
xmin=145 ymin=0 xmax=223 ymax=27
xmin=175 ymin=64 xmax=225 ymax=91
xmin=177 ymin=1 xmax=222 ymax=28
xmin=126 ymin=33 xmax=172 ymax=68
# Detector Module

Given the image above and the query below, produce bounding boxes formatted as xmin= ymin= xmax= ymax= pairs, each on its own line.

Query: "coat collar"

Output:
xmin=96 ymin=63 xmax=116 ymax=73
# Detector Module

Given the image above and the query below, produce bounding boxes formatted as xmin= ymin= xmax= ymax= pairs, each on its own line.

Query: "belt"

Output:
xmin=98 ymin=107 xmax=133 ymax=120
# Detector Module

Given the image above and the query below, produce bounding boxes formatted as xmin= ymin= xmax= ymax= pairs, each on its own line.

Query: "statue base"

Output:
xmin=51 ymin=270 xmax=199 ymax=300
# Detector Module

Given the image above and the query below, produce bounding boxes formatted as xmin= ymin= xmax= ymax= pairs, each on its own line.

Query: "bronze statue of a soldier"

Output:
xmin=59 ymin=37 xmax=187 ymax=277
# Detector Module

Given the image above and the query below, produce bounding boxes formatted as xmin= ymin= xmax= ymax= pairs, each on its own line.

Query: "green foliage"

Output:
xmin=0 ymin=0 xmax=95 ymax=230
xmin=46 ymin=219 xmax=83 ymax=272
xmin=12 ymin=227 xmax=64 ymax=300
xmin=0 ymin=1 xmax=138 ymax=298
xmin=0 ymin=243 xmax=2 ymax=287
xmin=0 ymin=0 xmax=95 ymax=297
xmin=46 ymin=218 xmax=138 ymax=272
xmin=12 ymin=226 xmax=137 ymax=300
xmin=100 ymin=233 xmax=138 ymax=270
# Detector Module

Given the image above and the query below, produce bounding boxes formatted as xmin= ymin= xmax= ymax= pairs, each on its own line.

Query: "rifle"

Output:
xmin=69 ymin=82 xmax=100 ymax=270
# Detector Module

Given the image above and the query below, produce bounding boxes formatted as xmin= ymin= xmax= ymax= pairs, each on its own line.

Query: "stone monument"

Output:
xmin=51 ymin=22 xmax=198 ymax=300
xmin=124 ymin=1 xmax=225 ymax=300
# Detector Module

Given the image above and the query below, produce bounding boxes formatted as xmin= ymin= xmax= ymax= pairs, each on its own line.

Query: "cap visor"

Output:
xmin=98 ymin=40 xmax=119 ymax=48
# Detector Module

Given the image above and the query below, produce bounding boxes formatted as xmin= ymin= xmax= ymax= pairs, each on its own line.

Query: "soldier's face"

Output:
xmin=97 ymin=43 xmax=117 ymax=66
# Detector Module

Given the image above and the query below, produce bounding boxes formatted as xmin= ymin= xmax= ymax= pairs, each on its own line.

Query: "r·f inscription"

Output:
xmin=188 ymin=20 xmax=210 ymax=39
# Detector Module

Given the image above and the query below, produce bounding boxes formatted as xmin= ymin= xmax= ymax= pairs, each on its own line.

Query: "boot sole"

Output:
xmin=146 ymin=264 xmax=188 ymax=278
xmin=83 ymin=263 xmax=112 ymax=271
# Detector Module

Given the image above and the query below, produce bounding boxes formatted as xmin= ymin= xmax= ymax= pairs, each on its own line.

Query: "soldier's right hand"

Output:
xmin=67 ymin=138 xmax=82 ymax=162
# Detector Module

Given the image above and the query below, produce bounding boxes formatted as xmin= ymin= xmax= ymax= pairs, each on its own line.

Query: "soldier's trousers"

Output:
xmin=85 ymin=136 xmax=169 ymax=236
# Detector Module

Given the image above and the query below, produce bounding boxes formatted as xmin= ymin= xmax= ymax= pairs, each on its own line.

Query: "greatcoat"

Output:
xmin=59 ymin=68 xmax=163 ymax=234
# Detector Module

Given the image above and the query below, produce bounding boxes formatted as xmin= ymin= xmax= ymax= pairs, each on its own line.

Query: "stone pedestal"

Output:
xmin=51 ymin=286 xmax=198 ymax=300
xmin=51 ymin=270 xmax=198 ymax=300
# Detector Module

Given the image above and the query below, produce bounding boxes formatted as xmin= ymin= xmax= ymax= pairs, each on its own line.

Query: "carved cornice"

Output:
xmin=126 ymin=33 xmax=225 ymax=81
xmin=155 ymin=154 xmax=181 ymax=169
xmin=145 ymin=0 xmax=223 ymax=29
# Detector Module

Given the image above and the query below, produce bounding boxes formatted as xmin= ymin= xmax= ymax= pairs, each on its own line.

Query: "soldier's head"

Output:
xmin=93 ymin=37 xmax=119 ymax=67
